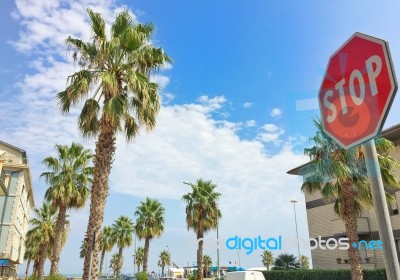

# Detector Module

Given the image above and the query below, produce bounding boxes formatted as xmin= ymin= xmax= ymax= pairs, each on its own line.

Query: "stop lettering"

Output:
xmin=318 ymin=32 xmax=397 ymax=149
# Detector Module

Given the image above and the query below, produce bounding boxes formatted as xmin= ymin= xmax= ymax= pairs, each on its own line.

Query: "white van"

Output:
xmin=226 ymin=271 xmax=265 ymax=280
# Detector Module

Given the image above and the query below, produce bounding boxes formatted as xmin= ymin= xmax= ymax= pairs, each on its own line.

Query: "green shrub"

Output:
xmin=136 ymin=272 xmax=148 ymax=280
xmin=364 ymin=269 xmax=386 ymax=280
xmin=28 ymin=275 xmax=39 ymax=280
xmin=187 ymin=273 xmax=196 ymax=280
xmin=44 ymin=274 xmax=66 ymax=280
xmin=262 ymin=269 xmax=386 ymax=280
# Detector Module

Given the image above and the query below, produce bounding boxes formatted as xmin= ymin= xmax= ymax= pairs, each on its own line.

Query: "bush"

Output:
xmin=262 ymin=269 xmax=386 ymax=280
xmin=136 ymin=272 xmax=149 ymax=280
xmin=187 ymin=273 xmax=196 ymax=280
xmin=28 ymin=275 xmax=39 ymax=280
xmin=44 ymin=274 xmax=66 ymax=280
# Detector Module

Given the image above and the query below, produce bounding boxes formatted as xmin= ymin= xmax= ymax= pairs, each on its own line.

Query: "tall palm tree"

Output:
xmin=135 ymin=198 xmax=165 ymax=272
xmin=112 ymin=216 xmax=134 ymax=276
xmin=302 ymin=120 xmax=400 ymax=280
xmin=158 ymin=250 xmax=171 ymax=276
xmin=299 ymin=255 xmax=309 ymax=269
xmin=260 ymin=250 xmax=274 ymax=271
xmin=109 ymin=253 xmax=123 ymax=277
xmin=182 ymin=179 xmax=221 ymax=280
xmin=41 ymin=142 xmax=93 ymax=275
xmin=80 ymin=239 xmax=86 ymax=259
xmin=272 ymin=253 xmax=300 ymax=270
xmin=134 ymin=246 xmax=145 ymax=273
xmin=99 ymin=226 xmax=116 ymax=275
xmin=24 ymin=235 xmax=40 ymax=278
xmin=27 ymin=203 xmax=58 ymax=280
xmin=57 ymin=8 xmax=171 ymax=280
xmin=202 ymin=255 xmax=212 ymax=278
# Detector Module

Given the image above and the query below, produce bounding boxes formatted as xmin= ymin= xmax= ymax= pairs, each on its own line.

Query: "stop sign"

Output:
xmin=318 ymin=32 xmax=397 ymax=149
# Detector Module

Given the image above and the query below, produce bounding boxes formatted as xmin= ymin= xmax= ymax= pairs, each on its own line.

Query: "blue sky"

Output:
xmin=1 ymin=0 xmax=400 ymax=275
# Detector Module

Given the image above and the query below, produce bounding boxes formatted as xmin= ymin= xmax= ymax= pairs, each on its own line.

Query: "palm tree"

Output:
xmin=202 ymin=255 xmax=212 ymax=278
xmin=299 ymin=255 xmax=309 ymax=269
xmin=134 ymin=246 xmax=145 ymax=273
xmin=182 ymin=179 xmax=221 ymax=280
xmin=112 ymin=216 xmax=134 ymax=276
xmin=80 ymin=239 xmax=86 ymax=259
xmin=302 ymin=120 xmax=400 ymax=280
xmin=272 ymin=253 xmax=300 ymax=270
xmin=99 ymin=226 xmax=116 ymax=275
xmin=260 ymin=250 xmax=274 ymax=271
xmin=135 ymin=198 xmax=165 ymax=272
xmin=24 ymin=235 xmax=39 ymax=278
xmin=57 ymin=8 xmax=171 ymax=280
xmin=41 ymin=142 xmax=93 ymax=275
xmin=110 ymin=253 xmax=123 ymax=277
xmin=158 ymin=250 xmax=171 ymax=276
xmin=27 ymin=203 xmax=58 ymax=280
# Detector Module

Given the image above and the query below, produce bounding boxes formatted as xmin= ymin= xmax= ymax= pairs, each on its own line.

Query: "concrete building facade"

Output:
xmin=0 ymin=141 xmax=35 ymax=278
xmin=288 ymin=124 xmax=400 ymax=270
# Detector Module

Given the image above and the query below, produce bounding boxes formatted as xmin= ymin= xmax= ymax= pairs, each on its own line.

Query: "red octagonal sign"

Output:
xmin=318 ymin=32 xmax=397 ymax=149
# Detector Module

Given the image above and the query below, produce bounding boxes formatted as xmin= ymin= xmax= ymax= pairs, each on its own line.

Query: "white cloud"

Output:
xmin=161 ymin=62 xmax=173 ymax=70
xmin=270 ymin=108 xmax=282 ymax=117
xmin=150 ymin=74 xmax=170 ymax=89
xmin=245 ymin=120 xmax=257 ymax=127
xmin=257 ymin=123 xmax=285 ymax=144
xmin=197 ymin=95 xmax=226 ymax=112
xmin=262 ymin=123 xmax=279 ymax=133
xmin=243 ymin=102 xmax=253 ymax=108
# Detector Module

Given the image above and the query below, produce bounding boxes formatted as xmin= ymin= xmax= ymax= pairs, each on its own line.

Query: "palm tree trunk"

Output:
xmin=99 ymin=249 xmax=106 ymax=276
xmin=82 ymin=119 xmax=116 ymax=280
xmin=25 ymin=259 xmax=31 ymax=279
xmin=197 ymin=231 xmax=204 ymax=280
xmin=143 ymin=238 xmax=150 ymax=273
xmin=342 ymin=180 xmax=364 ymax=280
xmin=38 ymin=242 xmax=49 ymax=280
xmin=137 ymin=263 xmax=140 ymax=273
xmin=116 ymin=247 xmax=123 ymax=276
xmin=33 ymin=258 xmax=39 ymax=276
xmin=161 ymin=266 xmax=164 ymax=277
xmin=50 ymin=204 xmax=68 ymax=275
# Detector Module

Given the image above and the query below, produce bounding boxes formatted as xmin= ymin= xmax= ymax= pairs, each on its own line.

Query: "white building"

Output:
xmin=0 ymin=141 xmax=35 ymax=278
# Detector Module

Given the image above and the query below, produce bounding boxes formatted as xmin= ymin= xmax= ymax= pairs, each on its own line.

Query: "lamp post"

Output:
xmin=166 ymin=245 xmax=170 ymax=277
xmin=290 ymin=199 xmax=301 ymax=261
xmin=183 ymin=182 xmax=220 ymax=279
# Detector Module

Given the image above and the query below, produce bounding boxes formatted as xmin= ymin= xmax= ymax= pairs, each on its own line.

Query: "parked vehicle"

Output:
xmin=226 ymin=271 xmax=264 ymax=280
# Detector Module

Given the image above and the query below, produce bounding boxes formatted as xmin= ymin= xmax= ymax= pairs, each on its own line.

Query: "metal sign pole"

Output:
xmin=362 ymin=139 xmax=400 ymax=280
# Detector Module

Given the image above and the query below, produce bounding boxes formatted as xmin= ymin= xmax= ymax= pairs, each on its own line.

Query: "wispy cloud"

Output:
xmin=257 ymin=123 xmax=285 ymax=144
xmin=270 ymin=108 xmax=282 ymax=117
xmin=243 ymin=102 xmax=253 ymax=108
xmin=245 ymin=120 xmax=257 ymax=127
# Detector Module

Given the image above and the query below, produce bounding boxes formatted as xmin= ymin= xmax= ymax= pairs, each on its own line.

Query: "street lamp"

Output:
xmin=290 ymin=199 xmax=301 ymax=261
xmin=166 ymin=245 xmax=170 ymax=277
xmin=183 ymin=182 xmax=220 ymax=279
